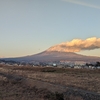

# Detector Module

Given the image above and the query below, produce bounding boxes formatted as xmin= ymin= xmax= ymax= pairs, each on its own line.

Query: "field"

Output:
xmin=0 ymin=65 xmax=100 ymax=100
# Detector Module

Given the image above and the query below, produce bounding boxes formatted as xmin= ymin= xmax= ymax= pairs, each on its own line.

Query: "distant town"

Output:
xmin=0 ymin=59 xmax=100 ymax=69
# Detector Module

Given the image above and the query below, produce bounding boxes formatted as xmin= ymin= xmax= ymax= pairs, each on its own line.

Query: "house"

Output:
xmin=97 ymin=66 xmax=100 ymax=69
xmin=53 ymin=63 xmax=57 ymax=67
xmin=74 ymin=65 xmax=81 ymax=69
xmin=83 ymin=66 xmax=89 ymax=69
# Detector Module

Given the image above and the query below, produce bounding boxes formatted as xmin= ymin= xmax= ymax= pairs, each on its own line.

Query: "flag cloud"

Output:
xmin=47 ymin=37 xmax=100 ymax=52
xmin=62 ymin=0 xmax=100 ymax=9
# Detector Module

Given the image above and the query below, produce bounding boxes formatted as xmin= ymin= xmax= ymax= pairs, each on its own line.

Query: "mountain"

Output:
xmin=2 ymin=50 xmax=100 ymax=63
xmin=1 ymin=37 xmax=100 ymax=63
xmin=1 ymin=41 xmax=100 ymax=63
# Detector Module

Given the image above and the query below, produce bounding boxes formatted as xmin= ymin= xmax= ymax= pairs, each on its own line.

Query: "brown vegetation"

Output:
xmin=0 ymin=65 xmax=100 ymax=100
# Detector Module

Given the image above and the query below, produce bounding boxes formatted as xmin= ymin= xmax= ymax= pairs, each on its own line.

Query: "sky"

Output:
xmin=0 ymin=0 xmax=100 ymax=58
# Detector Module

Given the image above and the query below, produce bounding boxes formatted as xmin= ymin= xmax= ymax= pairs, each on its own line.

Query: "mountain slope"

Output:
xmin=2 ymin=51 xmax=100 ymax=62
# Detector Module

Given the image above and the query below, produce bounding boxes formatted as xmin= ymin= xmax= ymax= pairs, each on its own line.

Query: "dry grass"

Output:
xmin=10 ymin=66 xmax=100 ymax=93
xmin=0 ymin=80 xmax=84 ymax=100
xmin=1 ymin=66 xmax=100 ymax=93
xmin=0 ymin=65 xmax=100 ymax=100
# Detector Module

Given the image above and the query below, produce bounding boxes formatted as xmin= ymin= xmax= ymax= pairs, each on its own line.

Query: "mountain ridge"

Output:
xmin=2 ymin=50 xmax=100 ymax=63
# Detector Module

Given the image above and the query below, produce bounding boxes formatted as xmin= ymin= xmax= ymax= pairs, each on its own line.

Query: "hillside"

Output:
xmin=2 ymin=51 xmax=100 ymax=62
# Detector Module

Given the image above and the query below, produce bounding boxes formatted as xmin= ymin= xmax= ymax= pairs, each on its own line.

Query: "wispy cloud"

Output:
xmin=62 ymin=0 xmax=100 ymax=9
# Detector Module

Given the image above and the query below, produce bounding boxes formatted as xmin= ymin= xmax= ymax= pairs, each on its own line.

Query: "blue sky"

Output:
xmin=0 ymin=0 xmax=100 ymax=57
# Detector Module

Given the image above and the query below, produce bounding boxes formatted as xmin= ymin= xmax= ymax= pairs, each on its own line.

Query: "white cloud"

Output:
xmin=47 ymin=37 xmax=100 ymax=52
xmin=62 ymin=0 xmax=100 ymax=9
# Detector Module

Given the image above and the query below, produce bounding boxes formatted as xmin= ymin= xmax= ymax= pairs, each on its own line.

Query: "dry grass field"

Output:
xmin=0 ymin=65 xmax=100 ymax=100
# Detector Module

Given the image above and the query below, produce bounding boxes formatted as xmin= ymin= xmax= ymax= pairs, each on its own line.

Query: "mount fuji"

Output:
xmin=2 ymin=48 xmax=100 ymax=63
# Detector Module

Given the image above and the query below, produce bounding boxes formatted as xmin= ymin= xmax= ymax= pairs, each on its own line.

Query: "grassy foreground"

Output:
xmin=0 ymin=65 xmax=100 ymax=100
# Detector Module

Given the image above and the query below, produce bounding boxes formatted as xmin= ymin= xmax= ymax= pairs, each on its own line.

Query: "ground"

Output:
xmin=0 ymin=65 xmax=100 ymax=100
